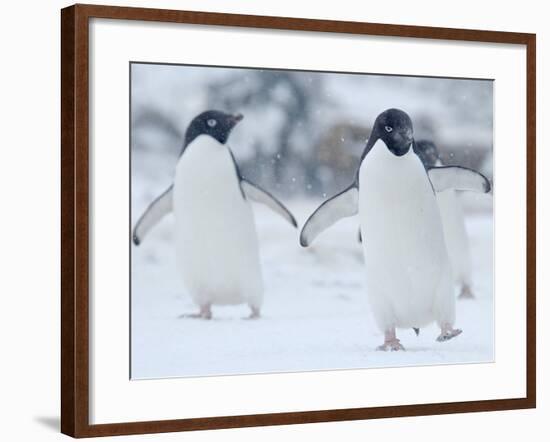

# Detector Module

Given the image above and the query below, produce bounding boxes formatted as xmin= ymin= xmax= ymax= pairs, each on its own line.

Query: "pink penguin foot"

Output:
xmin=377 ymin=339 xmax=405 ymax=352
xmin=179 ymin=305 xmax=212 ymax=320
xmin=436 ymin=327 xmax=462 ymax=342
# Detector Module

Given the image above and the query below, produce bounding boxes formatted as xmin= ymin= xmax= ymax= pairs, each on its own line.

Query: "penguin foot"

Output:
xmin=179 ymin=305 xmax=212 ymax=320
xmin=243 ymin=306 xmax=261 ymax=320
xmin=436 ymin=328 xmax=462 ymax=342
xmin=243 ymin=313 xmax=260 ymax=320
xmin=377 ymin=339 xmax=405 ymax=352
xmin=458 ymin=284 xmax=475 ymax=299
xmin=178 ymin=312 xmax=212 ymax=320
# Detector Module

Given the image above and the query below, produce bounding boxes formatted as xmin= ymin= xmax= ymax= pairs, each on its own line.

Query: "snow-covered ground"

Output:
xmin=131 ymin=190 xmax=494 ymax=380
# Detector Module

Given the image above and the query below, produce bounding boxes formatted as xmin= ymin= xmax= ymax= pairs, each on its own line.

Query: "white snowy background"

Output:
xmin=130 ymin=63 xmax=494 ymax=379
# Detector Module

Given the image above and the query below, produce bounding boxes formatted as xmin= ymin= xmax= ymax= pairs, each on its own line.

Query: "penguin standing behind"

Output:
xmin=133 ymin=110 xmax=297 ymax=319
xmin=300 ymin=109 xmax=490 ymax=350
xmin=415 ymin=140 xmax=475 ymax=299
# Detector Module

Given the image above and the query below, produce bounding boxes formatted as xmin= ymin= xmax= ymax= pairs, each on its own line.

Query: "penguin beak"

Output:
xmin=230 ymin=113 xmax=244 ymax=125
xmin=400 ymin=128 xmax=413 ymax=146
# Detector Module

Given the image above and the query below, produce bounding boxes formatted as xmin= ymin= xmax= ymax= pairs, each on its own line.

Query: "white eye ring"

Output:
xmin=207 ymin=119 xmax=217 ymax=128
xmin=384 ymin=125 xmax=393 ymax=133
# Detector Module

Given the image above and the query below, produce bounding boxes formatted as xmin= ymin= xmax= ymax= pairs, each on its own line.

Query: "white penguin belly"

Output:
xmin=436 ymin=190 xmax=472 ymax=287
xmin=173 ymin=135 xmax=263 ymax=307
xmin=359 ymin=140 xmax=454 ymax=330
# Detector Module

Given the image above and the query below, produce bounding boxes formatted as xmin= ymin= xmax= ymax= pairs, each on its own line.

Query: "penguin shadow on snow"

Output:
xmin=176 ymin=311 xmax=270 ymax=322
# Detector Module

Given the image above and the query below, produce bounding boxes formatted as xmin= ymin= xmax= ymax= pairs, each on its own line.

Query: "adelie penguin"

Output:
xmin=415 ymin=140 xmax=477 ymax=299
xmin=300 ymin=108 xmax=491 ymax=351
xmin=133 ymin=110 xmax=297 ymax=320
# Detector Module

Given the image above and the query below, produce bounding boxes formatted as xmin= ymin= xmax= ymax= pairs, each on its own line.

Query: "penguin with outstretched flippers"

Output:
xmin=133 ymin=111 xmax=297 ymax=320
xmin=300 ymin=109 xmax=490 ymax=350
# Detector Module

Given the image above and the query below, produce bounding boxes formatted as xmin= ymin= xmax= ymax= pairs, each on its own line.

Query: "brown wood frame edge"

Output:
xmin=61 ymin=3 xmax=536 ymax=438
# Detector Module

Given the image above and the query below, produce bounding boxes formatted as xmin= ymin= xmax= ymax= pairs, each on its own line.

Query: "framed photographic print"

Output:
xmin=61 ymin=3 xmax=536 ymax=438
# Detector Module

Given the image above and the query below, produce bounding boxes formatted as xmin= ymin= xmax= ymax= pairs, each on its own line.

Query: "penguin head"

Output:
xmin=370 ymin=108 xmax=414 ymax=157
xmin=184 ymin=110 xmax=244 ymax=147
xmin=414 ymin=139 xmax=440 ymax=169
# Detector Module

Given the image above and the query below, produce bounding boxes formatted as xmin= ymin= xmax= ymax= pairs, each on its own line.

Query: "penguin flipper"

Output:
xmin=428 ymin=166 xmax=491 ymax=193
xmin=240 ymin=180 xmax=297 ymax=228
xmin=300 ymin=184 xmax=359 ymax=247
xmin=132 ymin=185 xmax=173 ymax=246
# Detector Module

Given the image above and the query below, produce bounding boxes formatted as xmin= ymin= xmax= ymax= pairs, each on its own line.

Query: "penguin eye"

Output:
xmin=384 ymin=126 xmax=393 ymax=133
xmin=207 ymin=119 xmax=217 ymax=128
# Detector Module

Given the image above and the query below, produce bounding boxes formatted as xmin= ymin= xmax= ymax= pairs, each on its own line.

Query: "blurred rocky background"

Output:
xmin=131 ymin=64 xmax=493 ymax=199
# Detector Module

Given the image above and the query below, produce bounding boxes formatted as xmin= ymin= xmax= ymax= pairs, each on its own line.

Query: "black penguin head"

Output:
xmin=369 ymin=108 xmax=414 ymax=157
xmin=184 ymin=110 xmax=243 ymax=148
xmin=414 ymin=140 xmax=440 ymax=169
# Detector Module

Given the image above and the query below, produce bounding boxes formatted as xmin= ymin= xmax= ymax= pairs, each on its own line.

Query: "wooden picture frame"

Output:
xmin=61 ymin=3 xmax=536 ymax=438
